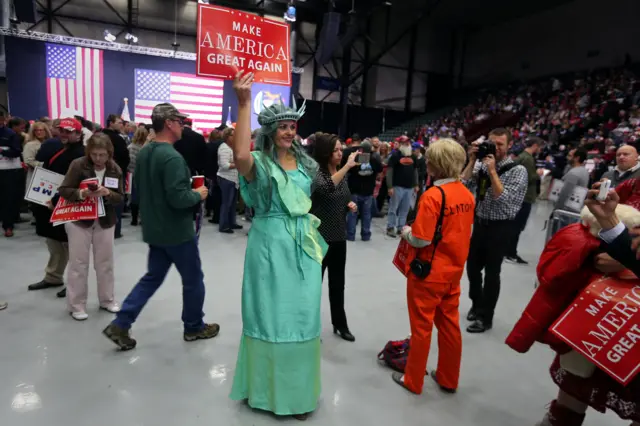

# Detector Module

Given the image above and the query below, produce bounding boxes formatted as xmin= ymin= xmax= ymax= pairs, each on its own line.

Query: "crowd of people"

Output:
xmin=1 ymin=65 xmax=639 ymax=425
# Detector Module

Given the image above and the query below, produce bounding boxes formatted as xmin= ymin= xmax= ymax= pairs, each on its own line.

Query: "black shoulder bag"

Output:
xmin=409 ymin=186 xmax=446 ymax=279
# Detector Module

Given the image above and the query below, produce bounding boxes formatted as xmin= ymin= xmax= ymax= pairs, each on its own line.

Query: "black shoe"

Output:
xmin=232 ymin=224 xmax=243 ymax=230
xmin=56 ymin=287 xmax=66 ymax=298
xmin=466 ymin=320 xmax=492 ymax=333
xmin=386 ymin=228 xmax=397 ymax=238
xmin=430 ymin=370 xmax=456 ymax=393
xmin=333 ymin=327 xmax=355 ymax=342
xmin=220 ymin=229 xmax=234 ymax=234
xmin=28 ymin=280 xmax=64 ymax=291
xmin=505 ymin=254 xmax=528 ymax=265
xmin=114 ymin=234 xmax=123 ymax=239
xmin=130 ymin=220 xmax=138 ymax=226
xmin=292 ymin=413 xmax=309 ymax=421
xmin=103 ymin=324 xmax=137 ymax=351
xmin=466 ymin=307 xmax=478 ymax=322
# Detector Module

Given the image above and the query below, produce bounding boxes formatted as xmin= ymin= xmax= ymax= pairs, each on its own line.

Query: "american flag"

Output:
xmin=134 ymin=69 xmax=224 ymax=132
xmin=45 ymin=43 xmax=104 ymax=125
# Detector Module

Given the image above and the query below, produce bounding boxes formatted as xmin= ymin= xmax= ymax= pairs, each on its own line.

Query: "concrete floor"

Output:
xmin=0 ymin=202 xmax=622 ymax=426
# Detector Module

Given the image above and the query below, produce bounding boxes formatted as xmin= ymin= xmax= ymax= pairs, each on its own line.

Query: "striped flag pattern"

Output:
xmin=134 ymin=69 xmax=224 ymax=132
xmin=45 ymin=43 xmax=104 ymax=125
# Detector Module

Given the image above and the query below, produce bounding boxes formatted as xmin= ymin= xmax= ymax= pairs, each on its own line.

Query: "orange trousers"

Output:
xmin=403 ymin=278 xmax=462 ymax=394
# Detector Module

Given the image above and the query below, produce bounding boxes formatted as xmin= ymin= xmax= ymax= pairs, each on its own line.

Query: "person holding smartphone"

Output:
xmin=58 ymin=133 xmax=124 ymax=321
xmin=342 ymin=139 xmax=383 ymax=241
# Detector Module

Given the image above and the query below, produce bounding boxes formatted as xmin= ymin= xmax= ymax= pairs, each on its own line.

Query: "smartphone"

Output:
xmin=87 ymin=183 xmax=98 ymax=191
xmin=357 ymin=153 xmax=370 ymax=164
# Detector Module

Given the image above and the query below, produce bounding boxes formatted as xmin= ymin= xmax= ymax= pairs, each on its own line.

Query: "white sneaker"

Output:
xmin=100 ymin=303 xmax=120 ymax=313
xmin=0 ymin=301 xmax=7 ymax=311
xmin=71 ymin=311 xmax=89 ymax=321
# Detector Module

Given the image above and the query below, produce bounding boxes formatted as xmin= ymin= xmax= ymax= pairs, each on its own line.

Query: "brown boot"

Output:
xmin=537 ymin=400 xmax=586 ymax=426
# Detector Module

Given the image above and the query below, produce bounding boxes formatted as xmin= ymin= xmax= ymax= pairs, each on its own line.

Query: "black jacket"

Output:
xmin=102 ymin=128 xmax=130 ymax=174
xmin=342 ymin=146 xmax=383 ymax=196
xmin=603 ymin=228 xmax=640 ymax=279
xmin=174 ymin=127 xmax=207 ymax=176
xmin=0 ymin=126 xmax=22 ymax=159
xmin=33 ymin=139 xmax=86 ymax=241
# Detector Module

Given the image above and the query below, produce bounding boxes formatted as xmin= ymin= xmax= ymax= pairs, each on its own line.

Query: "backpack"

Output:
xmin=377 ymin=337 xmax=411 ymax=373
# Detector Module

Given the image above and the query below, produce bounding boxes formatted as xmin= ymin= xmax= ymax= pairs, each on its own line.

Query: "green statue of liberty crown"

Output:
xmin=257 ymin=97 xmax=306 ymax=127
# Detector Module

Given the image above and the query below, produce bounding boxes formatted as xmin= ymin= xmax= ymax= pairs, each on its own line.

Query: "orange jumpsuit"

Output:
xmin=403 ymin=181 xmax=475 ymax=394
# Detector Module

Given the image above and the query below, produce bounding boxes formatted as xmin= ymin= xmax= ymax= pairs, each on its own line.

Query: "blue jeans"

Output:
xmin=218 ymin=176 xmax=238 ymax=231
xmin=112 ymin=238 xmax=206 ymax=333
xmin=387 ymin=186 xmax=413 ymax=229
xmin=347 ymin=194 xmax=373 ymax=241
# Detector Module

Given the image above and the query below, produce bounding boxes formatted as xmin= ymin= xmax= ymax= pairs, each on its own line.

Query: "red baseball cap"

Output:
xmin=59 ymin=117 xmax=82 ymax=132
xmin=395 ymin=135 xmax=410 ymax=143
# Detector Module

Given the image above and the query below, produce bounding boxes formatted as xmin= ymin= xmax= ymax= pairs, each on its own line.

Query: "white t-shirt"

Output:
xmin=95 ymin=168 xmax=106 ymax=184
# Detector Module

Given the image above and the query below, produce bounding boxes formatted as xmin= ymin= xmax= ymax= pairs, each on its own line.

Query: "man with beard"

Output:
xmin=29 ymin=118 xmax=86 ymax=298
xmin=461 ymin=128 xmax=527 ymax=333
xmin=386 ymin=135 xmax=419 ymax=237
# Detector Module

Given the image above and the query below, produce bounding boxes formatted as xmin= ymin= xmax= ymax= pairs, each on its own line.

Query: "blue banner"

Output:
xmin=251 ymin=83 xmax=291 ymax=130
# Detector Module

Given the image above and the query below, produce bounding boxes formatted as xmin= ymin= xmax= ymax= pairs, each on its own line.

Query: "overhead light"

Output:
xmin=103 ymin=30 xmax=116 ymax=42
xmin=284 ymin=3 xmax=296 ymax=22
xmin=125 ymin=33 xmax=138 ymax=44
xmin=198 ymin=0 xmax=210 ymax=3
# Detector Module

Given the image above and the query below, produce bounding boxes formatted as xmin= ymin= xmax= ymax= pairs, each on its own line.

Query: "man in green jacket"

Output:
xmin=103 ymin=103 xmax=219 ymax=350
xmin=506 ymin=137 xmax=543 ymax=265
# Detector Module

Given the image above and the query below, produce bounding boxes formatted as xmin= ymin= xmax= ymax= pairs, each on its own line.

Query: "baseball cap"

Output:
xmin=151 ymin=103 xmax=188 ymax=122
xmin=411 ymin=142 xmax=422 ymax=149
xmin=59 ymin=117 xmax=82 ymax=132
xmin=395 ymin=135 xmax=410 ymax=143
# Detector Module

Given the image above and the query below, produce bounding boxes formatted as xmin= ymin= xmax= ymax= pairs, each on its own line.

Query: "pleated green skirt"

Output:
xmin=229 ymin=335 xmax=322 ymax=416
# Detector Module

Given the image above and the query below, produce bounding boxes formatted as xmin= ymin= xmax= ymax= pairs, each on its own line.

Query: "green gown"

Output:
xmin=229 ymin=152 xmax=328 ymax=416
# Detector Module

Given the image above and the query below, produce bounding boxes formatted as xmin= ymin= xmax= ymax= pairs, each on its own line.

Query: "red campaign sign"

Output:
xmin=392 ymin=239 xmax=416 ymax=277
xmin=50 ymin=178 xmax=100 ymax=224
xmin=196 ymin=4 xmax=291 ymax=86
xmin=551 ymin=275 xmax=640 ymax=385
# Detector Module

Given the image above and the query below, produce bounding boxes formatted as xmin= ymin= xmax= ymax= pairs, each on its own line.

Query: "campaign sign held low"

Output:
xmin=551 ymin=275 xmax=640 ymax=385
xmin=196 ymin=4 xmax=291 ymax=86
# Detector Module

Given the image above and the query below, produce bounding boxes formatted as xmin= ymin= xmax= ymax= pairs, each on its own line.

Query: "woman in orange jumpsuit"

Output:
xmin=391 ymin=138 xmax=475 ymax=395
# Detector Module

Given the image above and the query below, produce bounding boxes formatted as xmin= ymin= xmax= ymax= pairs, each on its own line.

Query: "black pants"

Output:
xmin=466 ymin=219 xmax=515 ymax=324
xmin=322 ymin=240 xmax=348 ymax=330
xmin=211 ymin=183 xmax=222 ymax=223
xmin=506 ymin=202 xmax=532 ymax=257
xmin=0 ymin=168 xmax=23 ymax=230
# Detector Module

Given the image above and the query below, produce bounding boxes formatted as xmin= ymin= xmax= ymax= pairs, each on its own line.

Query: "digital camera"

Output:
xmin=476 ymin=142 xmax=496 ymax=160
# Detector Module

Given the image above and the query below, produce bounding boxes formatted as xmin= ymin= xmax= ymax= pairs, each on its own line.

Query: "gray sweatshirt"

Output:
xmin=555 ymin=165 xmax=590 ymax=212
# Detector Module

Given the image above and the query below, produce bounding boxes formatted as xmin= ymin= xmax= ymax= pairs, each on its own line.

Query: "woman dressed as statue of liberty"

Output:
xmin=228 ymin=71 xmax=327 ymax=421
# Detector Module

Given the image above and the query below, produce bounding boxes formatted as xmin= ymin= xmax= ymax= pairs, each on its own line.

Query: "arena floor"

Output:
xmin=0 ymin=202 xmax=621 ymax=426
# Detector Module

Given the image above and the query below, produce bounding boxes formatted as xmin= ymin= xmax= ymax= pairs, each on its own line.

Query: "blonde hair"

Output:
xmin=425 ymin=138 xmax=466 ymax=179
xmin=131 ymin=127 xmax=148 ymax=146
xmin=27 ymin=121 xmax=52 ymax=142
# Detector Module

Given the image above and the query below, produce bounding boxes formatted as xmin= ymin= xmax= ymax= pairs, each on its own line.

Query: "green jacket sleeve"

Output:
xmin=162 ymin=156 xmax=201 ymax=209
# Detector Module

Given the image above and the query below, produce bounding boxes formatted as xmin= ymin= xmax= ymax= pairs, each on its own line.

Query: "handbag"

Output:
xmin=409 ymin=186 xmax=446 ymax=279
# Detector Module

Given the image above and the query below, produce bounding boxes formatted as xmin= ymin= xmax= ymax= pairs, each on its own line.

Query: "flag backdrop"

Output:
xmin=45 ymin=43 xmax=104 ymax=125
xmin=134 ymin=69 xmax=224 ymax=132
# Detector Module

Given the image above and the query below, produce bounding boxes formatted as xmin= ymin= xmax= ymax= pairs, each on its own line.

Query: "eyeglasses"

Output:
xmin=278 ymin=123 xmax=297 ymax=131
xmin=168 ymin=118 xmax=184 ymax=126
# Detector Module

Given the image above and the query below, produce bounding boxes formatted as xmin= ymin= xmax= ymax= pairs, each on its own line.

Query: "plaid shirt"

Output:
xmin=465 ymin=157 xmax=528 ymax=221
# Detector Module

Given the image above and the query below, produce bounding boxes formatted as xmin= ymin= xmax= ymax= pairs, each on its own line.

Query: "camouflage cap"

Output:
xmin=151 ymin=103 xmax=188 ymax=122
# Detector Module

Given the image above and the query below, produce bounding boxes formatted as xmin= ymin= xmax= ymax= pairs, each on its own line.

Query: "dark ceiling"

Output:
xmin=220 ymin=0 xmax=577 ymax=29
